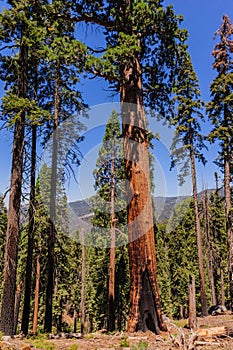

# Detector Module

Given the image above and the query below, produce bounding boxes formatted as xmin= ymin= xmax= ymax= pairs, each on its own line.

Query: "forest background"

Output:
xmin=0 ymin=0 xmax=232 ymax=341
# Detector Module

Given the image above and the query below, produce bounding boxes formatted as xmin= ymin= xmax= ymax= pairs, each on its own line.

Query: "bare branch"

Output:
xmin=87 ymin=46 xmax=106 ymax=54
xmin=0 ymin=44 xmax=18 ymax=51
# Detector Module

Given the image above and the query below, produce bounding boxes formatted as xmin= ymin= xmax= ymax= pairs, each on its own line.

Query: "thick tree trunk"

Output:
xmin=0 ymin=40 xmax=28 ymax=336
xmin=21 ymin=125 xmax=37 ymax=335
xmin=44 ymin=69 xmax=60 ymax=332
xmin=190 ymin=147 xmax=208 ymax=316
xmin=32 ymin=249 xmax=41 ymax=335
xmin=120 ymin=57 xmax=166 ymax=334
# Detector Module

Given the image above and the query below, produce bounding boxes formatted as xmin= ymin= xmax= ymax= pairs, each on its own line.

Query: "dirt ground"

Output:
xmin=1 ymin=315 xmax=233 ymax=350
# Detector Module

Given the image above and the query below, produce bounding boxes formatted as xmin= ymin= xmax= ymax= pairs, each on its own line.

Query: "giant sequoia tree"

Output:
xmin=78 ymin=0 xmax=188 ymax=333
xmin=206 ymin=15 xmax=233 ymax=309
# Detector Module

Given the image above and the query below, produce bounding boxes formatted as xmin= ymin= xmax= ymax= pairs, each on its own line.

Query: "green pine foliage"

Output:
xmin=88 ymin=110 xmax=129 ymax=331
xmin=206 ymin=14 xmax=233 ymax=308
xmin=206 ymin=15 xmax=233 ymax=162
xmin=208 ymin=189 xmax=227 ymax=302
xmin=0 ymin=0 xmax=51 ymax=127
xmin=83 ymin=1 xmax=188 ymax=116
xmin=170 ymin=50 xmax=207 ymax=181
xmin=156 ymin=199 xmax=200 ymax=318
xmin=155 ymin=223 xmax=173 ymax=317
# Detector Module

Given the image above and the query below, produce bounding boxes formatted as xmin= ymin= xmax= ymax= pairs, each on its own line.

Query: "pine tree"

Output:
xmin=30 ymin=164 xmax=73 ymax=333
xmin=201 ymin=189 xmax=217 ymax=306
xmin=208 ymin=174 xmax=227 ymax=305
xmin=206 ymin=15 xmax=233 ymax=309
xmin=31 ymin=1 xmax=87 ymax=331
xmin=21 ymin=0 xmax=48 ymax=334
xmin=31 ymin=166 xmax=51 ymax=334
xmin=155 ymin=223 xmax=173 ymax=317
xmin=170 ymin=50 xmax=208 ymax=316
xmin=90 ymin=109 xmax=128 ymax=331
xmin=0 ymin=1 xmax=29 ymax=335
xmin=168 ymin=200 xmax=199 ymax=318
xmin=0 ymin=0 xmax=52 ymax=335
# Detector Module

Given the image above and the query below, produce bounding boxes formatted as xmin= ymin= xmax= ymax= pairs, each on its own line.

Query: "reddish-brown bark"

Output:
xmin=120 ymin=55 xmax=166 ymax=333
xmin=32 ymin=249 xmax=41 ymax=335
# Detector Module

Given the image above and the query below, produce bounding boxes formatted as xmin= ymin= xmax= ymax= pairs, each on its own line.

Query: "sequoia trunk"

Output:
xmin=120 ymin=57 xmax=166 ymax=333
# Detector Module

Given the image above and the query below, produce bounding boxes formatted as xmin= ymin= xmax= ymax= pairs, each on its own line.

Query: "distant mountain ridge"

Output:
xmin=68 ymin=188 xmax=223 ymax=223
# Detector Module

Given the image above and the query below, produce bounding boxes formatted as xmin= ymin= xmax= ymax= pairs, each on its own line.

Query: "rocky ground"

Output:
xmin=1 ymin=315 xmax=233 ymax=350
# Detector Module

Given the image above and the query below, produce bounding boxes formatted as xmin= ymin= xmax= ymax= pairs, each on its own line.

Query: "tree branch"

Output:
xmin=0 ymin=44 xmax=18 ymax=51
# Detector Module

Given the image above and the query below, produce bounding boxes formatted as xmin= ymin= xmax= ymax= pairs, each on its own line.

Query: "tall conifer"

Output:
xmin=206 ymin=15 xmax=233 ymax=309
xmin=170 ymin=51 xmax=208 ymax=316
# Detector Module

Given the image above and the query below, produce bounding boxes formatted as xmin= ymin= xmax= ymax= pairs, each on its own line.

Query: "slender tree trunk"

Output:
xmin=120 ymin=54 xmax=166 ymax=333
xmin=53 ymin=266 xmax=59 ymax=331
xmin=32 ymin=249 xmax=41 ymax=335
xmin=179 ymin=305 xmax=184 ymax=320
xmin=190 ymin=147 xmax=208 ymax=316
xmin=220 ymin=259 xmax=225 ymax=306
xmin=214 ymin=172 xmax=225 ymax=306
xmin=80 ymin=230 xmax=85 ymax=337
xmin=14 ymin=281 xmax=23 ymax=335
xmin=203 ymin=190 xmax=217 ymax=306
xmin=73 ymin=308 xmax=77 ymax=333
xmin=21 ymin=125 xmax=37 ymax=335
xmin=108 ymin=149 xmax=116 ymax=332
xmin=0 ymin=39 xmax=28 ymax=336
xmin=44 ymin=68 xmax=60 ymax=332
xmin=224 ymin=152 xmax=233 ymax=309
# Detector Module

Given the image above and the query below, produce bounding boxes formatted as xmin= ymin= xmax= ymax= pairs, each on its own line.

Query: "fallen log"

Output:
xmin=196 ymin=326 xmax=227 ymax=338
xmin=195 ymin=340 xmax=220 ymax=346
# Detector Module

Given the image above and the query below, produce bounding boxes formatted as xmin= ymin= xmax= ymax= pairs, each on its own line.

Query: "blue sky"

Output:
xmin=0 ymin=1 xmax=232 ymax=203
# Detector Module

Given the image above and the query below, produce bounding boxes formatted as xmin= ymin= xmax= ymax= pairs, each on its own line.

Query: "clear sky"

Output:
xmin=0 ymin=1 xmax=232 ymax=204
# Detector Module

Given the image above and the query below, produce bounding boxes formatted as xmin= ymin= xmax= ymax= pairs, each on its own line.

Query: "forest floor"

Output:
xmin=1 ymin=314 xmax=233 ymax=350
